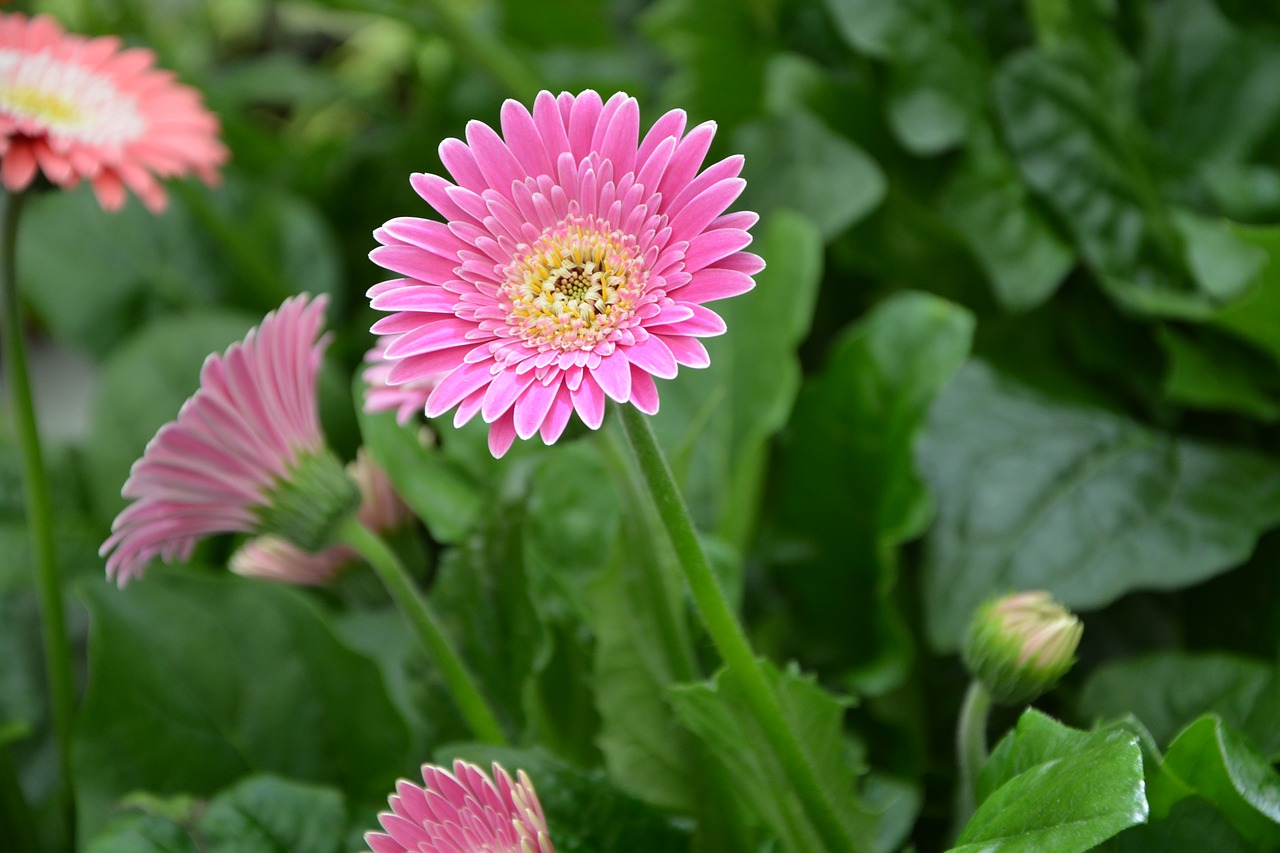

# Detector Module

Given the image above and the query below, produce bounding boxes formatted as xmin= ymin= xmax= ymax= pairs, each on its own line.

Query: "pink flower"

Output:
xmin=364 ymin=336 xmax=442 ymax=425
xmin=0 ymin=12 xmax=227 ymax=211
xmin=99 ymin=294 xmax=356 ymax=585
xmin=366 ymin=760 xmax=555 ymax=853
xmin=369 ymin=89 xmax=763 ymax=456
xmin=232 ymin=449 xmax=413 ymax=586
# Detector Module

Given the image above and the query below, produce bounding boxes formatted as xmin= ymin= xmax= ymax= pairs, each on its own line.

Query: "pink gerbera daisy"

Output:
xmin=366 ymin=760 xmax=555 ymax=853
xmin=369 ymin=89 xmax=763 ymax=456
xmin=100 ymin=294 xmax=359 ymax=585
xmin=363 ymin=335 xmax=442 ymax=425
xmin=0 ymin=12 xmax=227 ymax=211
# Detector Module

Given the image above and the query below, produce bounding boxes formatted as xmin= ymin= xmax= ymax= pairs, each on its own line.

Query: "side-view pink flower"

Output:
xmin=366 ymin=760 xmax=554 ymax=853
xmin=363 ymin=335 xmax=442 ymax=425
xmin=369 ymin=89 xmax=763 ymax=456
xmin=0 ymin=12 xmax=227 ymax=211
xmin=99 ymin=294 xmax=356 ymax=585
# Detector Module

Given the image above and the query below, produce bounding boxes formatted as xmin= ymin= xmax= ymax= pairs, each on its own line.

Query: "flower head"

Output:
xmin=963 ymin=591 xmax=1083 ymax=705
xmin=366 ymin=760 xmax=554 ymax=853
xmin=363 ymin=335 xmax=442 ymax=425
xmin=100 ymin=294 xmax=360 ymax=585
xmin=232 ymin=449 xmax=413 ymax=586
xmin=369 ymin=89 xmax=763 ymax=456
xmin=0 ymin=12 xmax=227 ymax=211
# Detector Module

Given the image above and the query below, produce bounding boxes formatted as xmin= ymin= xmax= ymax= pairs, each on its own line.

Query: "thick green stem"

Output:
xmin=956 ymin=680 xmax=992 ymax=827
xmin=0 ymin=190 xmax=75 ymax=840
xmin=615 ymin=403 xmax=862 ymax=853
xmin=337 ymin=516 xmax=508 ymax=746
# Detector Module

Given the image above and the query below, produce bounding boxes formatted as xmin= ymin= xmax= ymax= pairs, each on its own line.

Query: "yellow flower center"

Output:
xmin=0 ymin=84 xmax=80 ymax=126
xmin=501 ymin=216 xmax=647 ymax=351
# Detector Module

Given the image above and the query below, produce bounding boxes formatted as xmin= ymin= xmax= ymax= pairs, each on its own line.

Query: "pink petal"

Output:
xmin=591 ymin=352 xmax=632 ymax=403
xmin=513 ymin=375 xmax=562 ymax=439
xmin=674 ymin=268 xmax=756 ymax=303
xmin=624 ymin=335 xmax=678 ymax=379
xmin=488 ymin=410 xmax=518 ymax=457
xmin=629 ymin=365 xmax=660 ymax=415
xmin=425 ymin=360 xmax=496 ymax=417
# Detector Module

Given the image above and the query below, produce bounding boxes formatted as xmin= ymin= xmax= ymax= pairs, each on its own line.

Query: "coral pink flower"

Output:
xmin=369 ymin=89 xmax=763 ymax=456
xmin=100 ymin=294 xmax=356 ymax=585
xmin=232 ymin=449 xmax=413 ymax=586
xmin=366 ymin=760 xmax=555 ymax=853
xmin=0 ymin=12 xmax=227 ymax=211
xmin=364 ymin=335 xmax=442 ymax=425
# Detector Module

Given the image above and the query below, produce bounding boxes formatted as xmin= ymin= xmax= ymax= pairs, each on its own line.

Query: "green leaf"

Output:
xmin=81 ymin=310 xmax=260 ymax=526
xmin=588 ymin=426 xmax=700 ymax=812
xmin=920 ymin=361 xmax=1280 ymax=650
xmin=354 ymin=376 xmax=483 ymax=544
xmin=774 ymin=292 xmax=973 ymax=690
xmin=646 ymin=211 xmax=825 ymax=549
xmin=823 ymin=0 xmax=987 ymax=154
xmin=86 ymin=814 xmax=198 ymax=853
xmin=17 ymin=186 xmax=224 ymax=359
xmin=733 ymin=115 xmax=886 ymax=243
xmin=668 ymin=662 xmax=877 ymax=852
xmin=1149 ymin=714 xmax=1280 ymax=849
xmin=1158 ymin=327 xmax=1280 ymax=421
xmin=433 ymin=744 xmax=691 ymax=853
xmin=201 ymin=775 xmax=346 ymax=853
xmin=1213 ymin=223 xmax=1280 ymax=365
xmin=1140 ymin=0 xmax=1280 ymax=173
xmin=954 ymin=709 xmax=1147 ymax=852
xmin=73 ymin=573 xmax=412 ymax=843
xmin=938 ymin=124 xmax=1075 ymax=311
xmin=1102 ymin=798 xmax=1254 ymax=852
xmin=1079 ymin=652 xmax=1280 ymax=759
xmin=994 ymin=45 xmax=1264 ymax=317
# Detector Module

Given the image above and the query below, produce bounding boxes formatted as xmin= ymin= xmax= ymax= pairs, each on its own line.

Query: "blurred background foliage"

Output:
xmin=5 ymin=0 xmax=1280 ymax=850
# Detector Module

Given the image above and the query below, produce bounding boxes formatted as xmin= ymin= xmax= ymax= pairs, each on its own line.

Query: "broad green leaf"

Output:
xmin=994 ymin=46 xmax=1263 ymax=317
xmin=430 ymin=462 xmax=549 ymax=739
xmin=824 ymin=0 xmax=987 ymax=154
xmin=1213 ymin=223 xmax=1280 ymax=364
xmin=1140 ymin=0 xmax=1280 ymax=173
xmin=85 ymin=814 xmax=198 ymax=853
xmin=1158 ymin=327 xmax=1280 ymax=421
xmin=1102 ymin=798 xmax=1254 ymax=852
xmin=354 ymin=375 xmax=483 ymax=544
xmin=938 ymin=124 xmax=1074 ymax=311
xmin=201 ymin=775 xmax=346 ymax=853
xmin=733 ymin=115 xmax=885 ymax=243
xmin=81 ymin=311 xmax=260 ymax=526
xmin=668 ymin=662 xmax=877 ymax=852
xmin=73 ymin=573 xmax=412 ymax=843
xmin=434 ymin=744 xmax=691 ymax=853
xmin=1079 ymin=652 xmax=1280 ymax=759
xmin=955 ymin=709 xmax=1147 ymax=853
xmin=1149 ymin=715 xmax=1280 ymax=849
xmin=588 ymin=424 xmax=700 ymax=812
xmin=17 ymin=186 xmax=223 ymax=359
xmin=920 ymin=361 xmax=1280 ymax=650
xmin=774 ymin=292 xmax=973 ymax=690
xmin=647 ymin=211 xmax=825 ymax=549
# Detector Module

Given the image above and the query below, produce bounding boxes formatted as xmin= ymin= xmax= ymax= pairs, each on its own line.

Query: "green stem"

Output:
xmin=337 ymin=516 xmax=508 ymax=746
xmin=615 ymin=403 xmax=862 ymax=853
xmin=0 ymin=190 xmax=75 ymax=840
xmin=956 ymin=680 xmax=992 ymax=827
xmin=0 ymin=737 xmax=42 ymax=853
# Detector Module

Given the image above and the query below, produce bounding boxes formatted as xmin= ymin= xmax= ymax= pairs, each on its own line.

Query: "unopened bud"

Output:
xmin=962 ymin=591 xmax=1082 ymax=705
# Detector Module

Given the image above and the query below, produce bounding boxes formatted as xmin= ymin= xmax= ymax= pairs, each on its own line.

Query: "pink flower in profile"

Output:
xmin=363 ymin=335 xmax=442 ymax=425
xmin=232 ymin=449 xmax=413 ymax=586
xmin=369 ymin=89 xmax=763 ymax=456
xmin=366 ymin=760 xmax=554 ymax=853
xmin=0 ymin=12 xmax=227 ymax=211
xmin=100 ymin=294 xmax=358 ymax=585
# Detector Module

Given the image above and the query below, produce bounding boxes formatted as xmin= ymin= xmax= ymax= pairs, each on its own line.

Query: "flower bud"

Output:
xmin=962 ymin=591 xmax=1082 ymax=705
